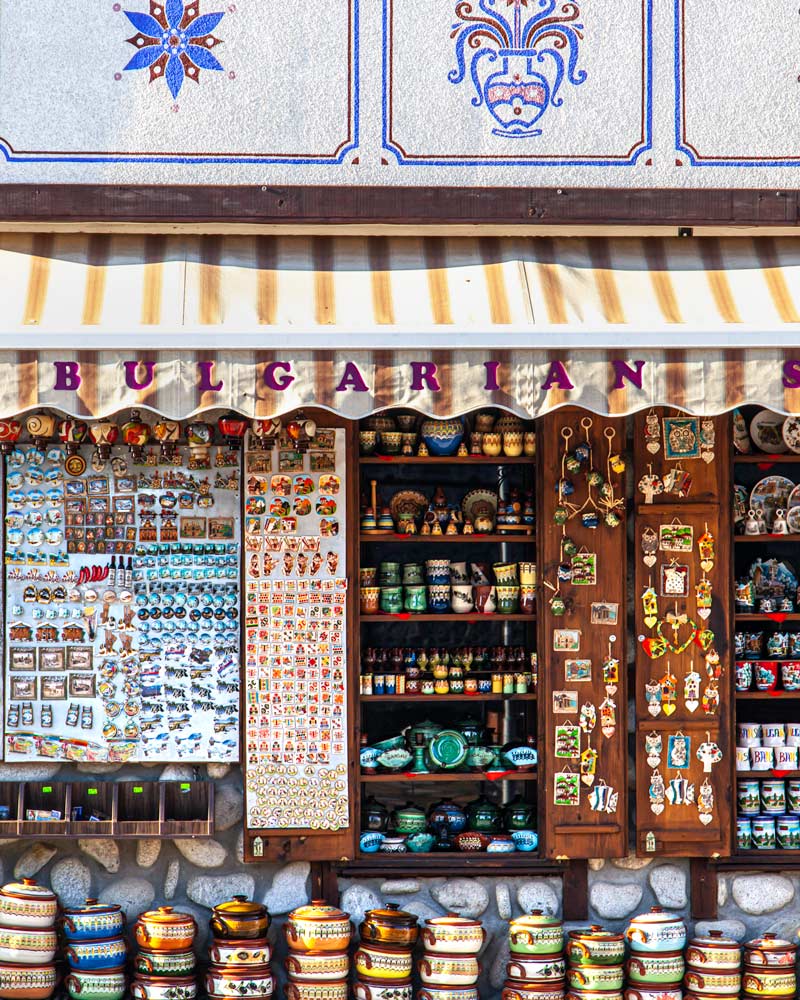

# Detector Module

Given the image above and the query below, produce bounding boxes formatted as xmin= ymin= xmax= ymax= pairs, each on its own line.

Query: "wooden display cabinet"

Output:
xmin=69 ymin=781 xmax=114 ymax=838
xmin=161 ymin=780 xmax=215 ymax=838
xmin=116 ymin=781 xmax=161 ymax=837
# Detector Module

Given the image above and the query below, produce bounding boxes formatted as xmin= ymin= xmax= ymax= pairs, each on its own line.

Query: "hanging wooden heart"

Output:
xmin=699 ymin=812 xmax=713 ymax=824
xmin=695 ymin=628 xmax=715 ymax=651
xmin=662 ymin=703 xmax=677 ymax=717
xmin=697 ymin=607 xmax=711 ymax=620
xmin=651 ymin=802 xmax=665 ymax=815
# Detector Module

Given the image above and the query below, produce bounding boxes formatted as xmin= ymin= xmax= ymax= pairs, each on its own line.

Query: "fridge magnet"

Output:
xmin=555 ymin=723 xmax=581 ymax=759
xmin=553 ymin=629 xmax=581 ymax=652
xmin=666 ymin=775 xmax=696 ymax=806
xmin=565 ymin=659 xmax=592 ymax=682
xmin=663 ymin=415 xmax=701 ymax=460
xmin=602 ymin=651 xmax=619 ymax=695
xmin=38 ymin=648 xmax=66 ymax=672
xmin=9 ymin=647 xmax=35 ymax=671
xmin=684 ymin=661 xmax=701 ymax=712
xmin=667 ymin=732 xmax=690 ymax=769
xmin=641 ymin=527 xmax=659 ymax=567
xmin=698 ymin=526 xmax=715 ymax=572
xmin=649 ymin=770 xmax=666 ymax=815
xmin=69 ymin=674 xmax=97 ymax=698
xmin=41 ymin=676 xmax=67 ymax=701
xmin=66 ymin=647 xmax=93 ymax=671
xmin=310 ymin=452 xmax=336 ymax=472
xmin=279 ymin=452 xmax=304 ymax=473
xmin=697 ymin=779 xmax=715 ymax=825
xmin=641 ymin=583 xmax=659 ymax=628
xmin=554 ymin=769 xmax=580 ymax=807
xmin=645 ymin=409 xmax=661 ymax=454
xmin=659 ymin=519 xmax=693 ymax=552
xmin=571 ymin=549 xmax=597 ymax=586
xmin=10 ymin=675 xmax=36 ymax=700
xmin=645 ymin=732 xmax=663 ymax=768
xmin=660 ymin=611 xmax=698 ymax=654
xmin=590 ymin=602 xmax=618 ymax=625
xmin=579 ymin=702 xmax=596 ymax=735
xmin=661 ymin=561 xmax=690 ymax=598
xmin=589 ymin=781 xmax=618 ymax=814
xmin=702 ymin=684 xmax=720 ymax=716
xmin=553 ymin=690 xmax=579 ymax=714
xmin=599 ymin=696 xmax=617 ymax=738
xmin=638 ymin=467 xmax=664 ymax=506
xmin=697 ymin=735 xmax=723 ymax=773
xmin=695 ymin=578 xmax=713 ymax=619
xmin=662 ymin=465 xmax=692 ymax=498
xmin=700 ymin=419 xmax=716 ymax=464
xmin=659 ymin=665 xmax=678 ymax=716
xmin=580 ymin=744 xmax=598 ymax=785
xmin=640 ymin=634 xmax=667 ymax=660
xmin=318 ymin=474 xmax=340 ymax=494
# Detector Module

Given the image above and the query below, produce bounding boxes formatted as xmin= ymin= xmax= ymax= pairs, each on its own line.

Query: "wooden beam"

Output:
xmin=562 ymin=861 xmax=589 ymax=922
xmin=690 ymin=858 xmax=718 ymax=920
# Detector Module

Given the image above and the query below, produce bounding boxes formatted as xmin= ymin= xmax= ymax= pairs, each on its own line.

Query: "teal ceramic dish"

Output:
xmin=510 ymin=830 xmax=539 ymax=852
xmin=426 ymin=730 xmax=469 ymax=770
xmin=406 ymin=833 xmax=436 ymax=853
xmin=360 ymin=746 xmax=381 ymax=770
xmin=373 ymin=735 xmax=405 ymax=753
xmin=377 ymin=748 xmax=414 ymax=771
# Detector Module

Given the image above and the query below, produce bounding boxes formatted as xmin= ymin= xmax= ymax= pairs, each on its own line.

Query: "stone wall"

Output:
xmin=3 ymin=761 xmax=796 ymax=1000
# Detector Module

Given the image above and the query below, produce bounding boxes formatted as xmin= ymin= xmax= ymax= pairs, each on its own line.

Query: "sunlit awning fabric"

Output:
xmin=2 ymin=232 xmax=800 ymax=419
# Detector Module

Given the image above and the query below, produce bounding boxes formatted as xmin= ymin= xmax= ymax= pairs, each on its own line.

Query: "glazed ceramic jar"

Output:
xmin=65 ymin=936 xmax=127 ymax=971
xmin=508 ymin=912 xmax=565 ymax=956
xmin=420 ymin=990 xmax=479 ymax=1000
xmin=418 ymin=953 xmax=480 ymax=987
xmin=65 ymin=968 xmax=125 ymax=1000
xmin=355 ymin=943 xmax=414 ymax=982
xmin=565 ymin=991 xmax=622 ymax=1000
xmin=133 ymin=907 xmax=197 ymax=952
xmin=210 ymin=896 xmax=270 ymax=940
xmin=682 ymin=968 xmax=741 ymax=996
xmin=135 ymin=950 xmax=196 ymax=977
xmin=506 ymin=955 xmax=566 ymax=982
xmin=359 ymin=903 xmax=419 ymax=948
xmin=566 ymin=926 xmax=625 ymax=966
xmin=60 ymin=901 xmax=124 ymax=943
xmin=207 ymin=939 xmax=270 ymax=967
xmin=744 ymin=933 xmax=797 ymax=967
xmin=0 ymin=925 xmax=57 ymax=965
xmin=284 ymin=951 xmax=349 ymax=983
xmin=284 ymin=980 xmax=349 ymax=1000
xmin=391 ymin=803 xmax=427 ymax=835
xmin=422 ymin=916 xmax=486 ymax=955
xmin=626 ymin=952 xmax=684 ymax=986
xmin=502 ymin=984 xmax=563 ymax=1000
xmin=0 ymin=881 xmax=57 ymax=930
xmin=354 ymin=979 xmax=412 ymax=1000
xmin=625 ymin=908 xmax=687 ymax=954
xmin=131 ymin=975 xmax=197 ymax=1000
xmin=205 ymin=965 xmax=273 ymax=998
xmin=741 ymin=967 xmax=797 ymax=997
xmin=284 ymin=900 xmax=352 ymax=953
xmin=569 ymin=965 xmax=625 ymax=991
xmin=624 ymin=990 xmax=682 ymax=1000
xmin=685 ymin=931 xmax=741 ymax=971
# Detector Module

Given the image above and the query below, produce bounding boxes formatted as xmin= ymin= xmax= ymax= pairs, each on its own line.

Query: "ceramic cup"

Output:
xmin=379 ymin=563 xmax=402 ymax=586
xmin=755 ymin=661 xmax=779 ymax=691
xmin=737 ymin=722 xmax=762 ymax=747
xmin=788 ymin=724 xmax=800 ymax=748
xmin=750 ymin=746 xmax=775 ymax=770
xmin=450 ymin=562 xmax=469 ymax=584
xmin=451 ymin=586 xmax=474 ymax=614
xmin=402 ymin=564 xmax=424 ymax=585
xmin=380 ymin=587 xmax=403 ymax=615
xmin=360 ymin=588 xmax=381 ymax=615
xmin=404 ymin=586 xmax=427 ymax=613
xmin=359 ymin=431 xmax=378 ymax=455
xmin=426 ymin=560 xmax=451 ymax=585
xmin=520 ymin=586 xmax=536 ymax=616
xmin=783 ymin=662 xmax=800 ymax=691
xmin=518 ymin=562 xmax=537 ymax=586
xmin=775 ymin=745 xmax=798 ymax=770
xmin=735 ymin=662 xmax=753 ymax=691
xmin=493 ymin=563 xmax=519 ymax=585
xmin=474 ymin=585 xmax=497 ymax=615
xmin=503 ymin=432 xmax=524 ymax=457
xmin=427 ymin=585 xmax=451 ymax=613
xmin=482 ymin=433 xmax=502 ymax=457
xmin=360 ymin=567 xmax=378 ymax=587
xmin=736 ymin=747 xmax=752 ymax=771
xmin=496 ymin=586 xmax=520 ymax=614
xmin=762 ymin=723 xmax=786 ymax=747
xmin=379 ymin=432 xmax=403 ymax=455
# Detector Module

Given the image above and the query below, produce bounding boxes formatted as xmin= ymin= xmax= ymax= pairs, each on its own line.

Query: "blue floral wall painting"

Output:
xmin=120 ymin=0 xmax=226 ymax=100
xmin=449 ymin=0 xmax=587 ymax=138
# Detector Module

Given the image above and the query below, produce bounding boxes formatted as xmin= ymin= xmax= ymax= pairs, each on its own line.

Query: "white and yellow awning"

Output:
xmin=2 ymin=232 xmax=800 ymax=418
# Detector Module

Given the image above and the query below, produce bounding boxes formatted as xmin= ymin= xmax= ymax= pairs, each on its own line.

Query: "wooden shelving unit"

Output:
xmin=361 ymin=771 xmax=538 ymax=783
xmin=362 ymin=693 xmax=537 ymax=703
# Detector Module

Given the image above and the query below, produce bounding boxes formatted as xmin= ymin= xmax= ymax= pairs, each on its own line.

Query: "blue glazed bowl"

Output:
xmin=359 ymin=831 xmax=386 ymax=853
xmin=60 ymin=903 xmax=125 ymax=942
xmin=360 ymin=745 xmax=381 ymax=770
xmin=406 ymin=832 xmax=436 ymax=853
xmin=511 ymin=830 xmax=539 ymax=852
xmin=486 ymin=835 xmax=517 ymax=854
xmin=66 ymin=936 xmax=127 ymax=971
xmin=421 ymin=419 xmax=464 ymax=457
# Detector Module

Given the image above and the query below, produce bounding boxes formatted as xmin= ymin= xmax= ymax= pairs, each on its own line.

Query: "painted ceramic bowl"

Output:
xmin=355 ymin=943 xmax=414 ymax=982
xmin=65 ymin=937 xmax=127 ymax=971
xmin=486 ymin=835 xmax=516 ymax=853
xmin=510 ymin=830 xmax=539 ymax=853
xmin=406 ymin=833 xmax=436 ymax=853
xmin=210 ymin=896 xmax=270 ymax=941
xmin=506 ymin=956 xmax=566 ymax=982
xmin=359 ymin=832 xmax=386 ymax=853
xmin=135 ymin=950 xmax=196 ymax=977
xmin=65 ymin=968 xmax=125 ymax=1000
xmin=0 ymin=925 xmax=57 ymax=965
xmin=131 ymin=975 xmax=196 ymax=1000
xmin=133 ymin=908 xmax=196 ymax=952
xmin=284 ymin=978 xmax=349 ymax=1000
xmin=419 ymin=953 xmax=480 ymax=987
xmin=285 ymin=951 xmax=349 ymax=983
xmin=422 ymin=917 xmax=486 ymax=955
xmin=420 ymin=419 xmax=464 ymax=457
xmin=0 ymin=881 xmax=57 ymax=930
xmin=376 ymin=748 xmax=413 ymax=772
xmin=205 ymin=965 xmax=273 ymax=998
xmin=60 ymin=901 xmax=124 ymax=943
xmin=354 ymin=978 xmax=412 ymax=1000
xmin=284 ymin=901 xmax=352 ymax=953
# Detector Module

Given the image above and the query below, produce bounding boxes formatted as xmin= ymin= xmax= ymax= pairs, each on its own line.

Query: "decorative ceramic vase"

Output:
xmin=0 ymin=881 xmax=57 ymax=930
xmin=65 ymin=936 xmax=127 ymax=971
xmin=360 ymin=904 xmax=418 ymax=949
xmin=284 ymin=901 xmax=352 ymax=953
xmin=135 ymin=950 xmax=197 ymax=977
xmin=65 ymin=969 xmax=125 ymax=1000
xmin=422 ymin=916 xmax=485 ymax=955
xmin=625 ymin=908 xmax=686 ymax=954
xmin=355 ymin=943 xmax=414 ymax=982
xmin=60 ymin=901 xmax=124 ymax=943
xmin=205 ymin=965 xmax=273 ymax=998
xmin=420 ymin=420 xmax=464 ymax=457
xmin=133 ymin=907 xmax=197 ymax=952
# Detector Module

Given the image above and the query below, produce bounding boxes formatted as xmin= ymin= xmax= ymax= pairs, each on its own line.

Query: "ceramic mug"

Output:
xmin=427 ymin=585 xmax=451 ymax=613
xmin=762 ymin=723 xmax=786 ymax=747
xmin=493 ymin=563 xmax=519 ymax=585
xmin=737 ymin=780 xmax=761 ymax=814
xmin=520 ymin=586 xmax=536 ymax=615
xmin=359 ymin=431 xmax=378 ymax=455
xmin=761 ymin=780 xmax=786 ymax=813
xmin=503 ymin=432 xmax=524 ymax=457
xmin=403 ymin=586 xmax=427 ymax=613
xmin=426 ymin=560 xmax=451 ymax=585
xmin=482 ymin=433 xmax=502 ymax=457
xmin=751 ymin=746 xmax=774 ymax=770
xmin=755 ymin=662 xmax=779 ymax=691
xmin=783 ymin=662 xmax=800 ymax=691
xmin=518 ymin=563 xmax=536 ymax=586
xmin=451 ymin=586 xmax=474 ymax=614
xmin=360 ymin=567 xmax=378 ymax=587
xmin=737 ymin=722 xmax=762 ymax=747
xmin=752 ymin=815 xmax=777 ymax=849
xmin=496 ymin=586 xmax=520 ymax=614
xmin=735 ymin=662 xmax=753 ymax=691
xmin=788 ymin=724 xmax=800 ymax=748
xmin=360 ymin=588 xmax=381 ymax=615
xmin=450 ymin=562 xmax=469 ymax=584
xmin=380 ymin=587 xmax=403 ymax=614
xmin=736 ymin=747 xmax=752 ymax=771
xmin=777 ymin=815 xmax=800 ymax=849
xmin=775 ymin=746 xmax=798 ymax=770
xmin=788 ymin=779 xmax=800 ymax=812
xmin=474 ymin=585 xmax=497 ymax=614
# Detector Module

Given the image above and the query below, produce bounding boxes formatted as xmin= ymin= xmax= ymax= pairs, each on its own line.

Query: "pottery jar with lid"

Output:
xmin=744 ymin=932 xmax=797 ymax=967
xmin=131 ymin=974 xmax=197 ymax=1000
xmin=205 ymin=965 xmax=274 ymax=998
xmin=566 ymin=926 xmax=624 ymax=967
xmin=391 ymin=803 xmax=427 ymax=835
xmin=741 ymin=966 xmax=796 ymax=997
xmin=355 ymin=942 xmax=414 ymax=982
xmin=465 ymin=795 xmax=502 ymax=833
xmin=418 ymin=952 xmax=480 ymax=987
xmin=509 ymin=911 xmax=564 ymax=956
xmin=0 ymin=880 xmax=57 ymax=930
xmin=60 ymin=900 xmax=124 ymax=942
xmin=682 ymin=968 xmax=741 ymax=996
xmin=359 ymin=902 xmax=419 ymax=948
xmin=503 ymin=985 xmax=563 ymax=1000
xmin=422 ymin=915 xmax=486 ymax=955
xmin=0 ymin=925 xmax=57 ymax=966
xmin=685 ymin=930 xmax=741 ymax=971
xmin=209 ymin=896 xmax=269 ymax=941
xmin=133 ymin=907 xmax=197 ymax=952
xmin=284 ymin=900 xmax=352 ymax=953
xmin=568 ymin=965 xmax=625 ymax=992
xmin=625 ymin=907 xmax=686 ymax=954
xmin=64 ymin=967 xmax=124 ymax=1000
xmin=626 ymin=952 xmax=684 ymax=986
xmin=284 ymin=950 xmax=348 ymax=983
xmin=207 ymin=939 xmax=270 ymax=968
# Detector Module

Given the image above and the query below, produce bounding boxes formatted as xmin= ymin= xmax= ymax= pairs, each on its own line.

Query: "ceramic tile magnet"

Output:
xmin=645 ymin=731 xmax=662 ymax=768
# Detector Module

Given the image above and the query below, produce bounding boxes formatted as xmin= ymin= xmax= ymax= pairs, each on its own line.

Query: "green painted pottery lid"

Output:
xmin=427 ymin=730 xmax=468 ymax=769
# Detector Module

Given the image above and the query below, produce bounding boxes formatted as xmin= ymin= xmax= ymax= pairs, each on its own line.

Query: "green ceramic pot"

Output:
xmin=403 ymin=719 xmax=443 ymax=748
xmin=66 ymin=968 xmax=126 ymax=1000
xmin=503 ymin=795 xmax=535 ymax=831
xmin=566 ymin=926 xmax=625 ymax=966
xmin=626 ymin=951 xmax=684 ymax=986
xmin=380 ymin=587 xmax=403 ymax=614
xmin=391 ymin=802 xmax=428 ymax=834
xmin=509 ymin=912 xmax=565 ymax=956
xmin=466 ymin=795 xmax=501 ymax=833
xmin=568 ymin=965 xmax=625 ymax=991
xmin=458 ymin=717 xmax=486 ymax=746
xmin=404 ymin=586 xmax=427 ymax=612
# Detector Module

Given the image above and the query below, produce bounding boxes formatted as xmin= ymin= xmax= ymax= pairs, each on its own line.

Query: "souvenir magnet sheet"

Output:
xmin=4 ymin=442 xmax=240 ymax=763
xmin=243 ymin=428 xmax=349 ymax=832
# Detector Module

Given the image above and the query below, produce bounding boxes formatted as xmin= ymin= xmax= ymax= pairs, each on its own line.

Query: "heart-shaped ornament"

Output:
xmin=647 ymin=703 xmax=661 ymax=717
xmin=646 ymin=754 xmax=661 ymax=768
xmin=646 ymin=441 xmax=660 ymax=454
xmin=699 ymin=812 xmax=713 ymax=825
xmin=581 ymin=774 xmax=595 ymax=787
xmin=644 ymin=614 xmax=658 ymax=629
xmin=702 ymin=452 xmax=714 ymax=465
xmin=697 ymin=608 xmax=711 ymax=620
xmin=662 ymin=703 xmax=677 ymax=717
xmin=650 ymin=802 xmax=664 ymax=815
xmin=605 ymin=685 xmax=618 ymax=697
xmin=643 ymin=554 xmax=657 ymax=568
xmin=700 ymin=559 xmax=713 ymax=573
xmin=685 ymin=699 xmax=699 ymax=713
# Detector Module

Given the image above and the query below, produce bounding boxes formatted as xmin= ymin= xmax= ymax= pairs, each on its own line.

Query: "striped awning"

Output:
xmin=3 ymin=232 xmax=800 ymax=418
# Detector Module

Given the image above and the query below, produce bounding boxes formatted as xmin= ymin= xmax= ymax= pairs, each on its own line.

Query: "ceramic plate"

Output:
xmin=390 ymin=489 xmax=428 ymax=525
xmin=461 ymin=488 xmax=499 ymax=523
xmin=784 ymin=416 xmax=800 ymax=454
xmin=750 ymin=476 xmax=794 ymax=525
xmin=787 ymin=507 xmax=800 ymax=534
xmin=427 ymin=729 xmax=469 ymax=770
xmin=750 ymin=409 xmax=788 ymax=453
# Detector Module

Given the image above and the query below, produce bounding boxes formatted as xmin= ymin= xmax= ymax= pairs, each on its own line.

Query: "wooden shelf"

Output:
xmin=362 ymin=693 xmax=537 ymax=702
xmin=362 ymin=613 xmax=536 ymax=622
xmin=735 ymin=536 xmax=800 ymax=543
xmin=341 ymin=854 xmax=557 ymax=874
xmin=736 ymin=690 xmax=800 ymax=699
xmin=734 ymin=454 xmax=800 ymax=463
xmin=360 ymin=533 xmax=534 ymax=543
xmin=361 ymin=771 xmax=537 ymax=782
xmin=735 ymin=770 xmax=800 ymax=779
xmin=735 ymin=614 xmax=800 ymax=622
xmin=360 ymin=456 xmax=531 ymax=465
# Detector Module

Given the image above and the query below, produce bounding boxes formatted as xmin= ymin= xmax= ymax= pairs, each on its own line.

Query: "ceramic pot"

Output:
xmin=420 ymin=990 xmax=479 ymax=1000
xmin=422 ymin=916 xmax=486 ymax=955
xmin=508 ymin=912 xmax=564 ymax=956
xmin=131 ymin=976 xmax=196 ymax=1000
xmin=283 ymin=979 xmax=349 ymax=1000
xmin=420 ymin=419 xmax=464 ymax=457
xmin=207 ymin=939 xmax=269 ymax=968
xmin=744 ymin=933 xmax=797 ymax=966
xmin=418 ymin=953 xmax=480 ymax=987
xmin=625 ymin=908 xmax=686 ymax=953
xmin=133 ymin=907 xmax=196 ymax=952
xmin=135 ymin=950 xmax=195 ymax=977
xmin=741 ymin=967 xmax=796 ymax=996
xmin=682 ymin=970 xmax=741 ymax=996
xmin=465 ymin=795 xmax=501 ymax=833
xmin=390 ymin=804 xmax=427 ymax=835
xmin=65 ymin=968 xmax=124 ymax=1000
xmin=210 ymin=896 xmax=270 ymax=941
xmin=506 ymin=955 xmax=565 ymax=982
xmin=353 ymin=978 xmax=412 ymax=1000
xmin=59 ymin=901 xmax=124 ymax=943
xmin=626 ymin=952 xmax=684 ymax=986
xmin=482 ymin=433 xmax=502 ymax=457
xmin=427 ymin=800 xmax=467 ymax=834
xmin=624 ymin=991 xmax=682 ymax=1000
xmin=473 ymin=585 xmax=497 ymax=614
xmin=685 ymin=931 xmax=741 ymax=971
xmin=285 ymin=952 xmax=348 ymax=983
xmin=570 ymin=965 xmax=625 ymax=991
xmin=0 ymin=926 xmax=56 ymax=965
xmin=355 ymin=944 xmax=413 ymax=982
xmin=205 ymin=965 xmax=273 ymax=997
xmin=565 ymin=991 xmax=622 ymax=1000
xmin=0 ymin=881 xmax=57 ymax=930
xmin=503 ymin=432 xmax=523 ymax=457
xmin=566 ymin=927 xmax=624 ymax=967
xmin=503 ymin=795 xmax=535 ymax=831
xmin=65 ymin=937 xmax=127 ymax=971
xmin=359 ymin=904 xmax=418 ymax=948
xmin=284 ymin=901 xmax=352 ymax=953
